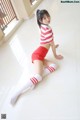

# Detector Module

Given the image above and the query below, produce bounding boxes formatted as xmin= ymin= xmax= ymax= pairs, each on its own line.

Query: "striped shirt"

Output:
xmin=40 ymin=24 xmax=53 ymax=44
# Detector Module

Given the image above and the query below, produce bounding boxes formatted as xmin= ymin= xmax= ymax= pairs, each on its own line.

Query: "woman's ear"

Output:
xmin=39 ymin=19 xmax=42 ymax=24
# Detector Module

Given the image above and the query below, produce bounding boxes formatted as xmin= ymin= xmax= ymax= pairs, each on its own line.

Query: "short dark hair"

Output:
xmin=36 ymin=9 xmax=50 ymax=28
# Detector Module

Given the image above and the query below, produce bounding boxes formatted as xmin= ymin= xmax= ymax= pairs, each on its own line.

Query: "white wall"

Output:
xmin=0 ymin=29 xmax=4 ymax=41
xmin=0 ymin=0 xmax=43 ymax=41
xmin=11 ymin=0 xmax=43 ymax=19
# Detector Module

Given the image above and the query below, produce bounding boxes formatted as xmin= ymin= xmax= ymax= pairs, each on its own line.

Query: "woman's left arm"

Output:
xmin=50 ymin=41 xmax=63 ymax=60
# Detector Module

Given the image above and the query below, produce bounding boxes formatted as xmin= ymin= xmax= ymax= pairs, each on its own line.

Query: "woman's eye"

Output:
xmin=44 ymin=17 xmax=46 ymax=20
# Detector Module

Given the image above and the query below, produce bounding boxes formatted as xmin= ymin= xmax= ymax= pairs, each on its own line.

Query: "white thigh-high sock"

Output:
xmin=10 ymin=74 xmax=42 ymax=105
xmin=42 ymin=63 xmax=57 ymax=77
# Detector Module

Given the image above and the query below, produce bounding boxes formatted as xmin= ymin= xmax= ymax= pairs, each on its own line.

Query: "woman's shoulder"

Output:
xmin=41 ymin=24 xmax=52 ymax=32
xmin=41 ymin=24 xmax=50 ymax=29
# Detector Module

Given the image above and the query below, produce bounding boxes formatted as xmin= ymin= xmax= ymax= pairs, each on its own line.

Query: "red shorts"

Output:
xmin=32 ymin=46 xmax=48 ymax=63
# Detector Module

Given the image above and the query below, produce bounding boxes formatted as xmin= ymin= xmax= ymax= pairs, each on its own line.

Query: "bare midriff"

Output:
xmin=40 ymin=43 xmax=51 ymax=50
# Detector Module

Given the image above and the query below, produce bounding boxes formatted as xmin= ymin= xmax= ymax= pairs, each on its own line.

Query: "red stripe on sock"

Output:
xmin=30 ymin=78 xmax=34 ymax=84
xmin=30 ymin=77 xmax=38 ymax=85
xmin=50 ymin=67 xmax=55 ymax=71
xmin=47 ymin=66 xmax=55 ymax=72
xmin=33 ymin=77 xmax=38 ymax=84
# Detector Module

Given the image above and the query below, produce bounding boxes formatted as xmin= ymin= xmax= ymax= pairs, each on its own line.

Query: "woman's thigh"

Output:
xmin=33 ymin=60 xmax=43 ymax=76
xmin=43 ymin=59 xmax=55 ymax=67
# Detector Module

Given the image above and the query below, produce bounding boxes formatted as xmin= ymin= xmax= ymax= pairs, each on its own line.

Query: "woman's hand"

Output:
xmin=50 ymin=41 xmax=63 ymax=60
xmin=55 ymin=44 xmax=59 ymax=48
xmin=55 ymin=54 xmax=63 ymax=60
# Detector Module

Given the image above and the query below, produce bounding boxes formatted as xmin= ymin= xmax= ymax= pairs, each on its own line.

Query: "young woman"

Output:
xmin=10 ymin=9 xmax=63 ymax=105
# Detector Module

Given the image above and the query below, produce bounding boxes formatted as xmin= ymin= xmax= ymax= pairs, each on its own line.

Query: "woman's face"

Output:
xmin=42 ymin=14 xmax=50 ymax=25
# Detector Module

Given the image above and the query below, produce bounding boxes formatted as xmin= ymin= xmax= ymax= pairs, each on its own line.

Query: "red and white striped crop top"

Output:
xmin=40 ymin=24 xmax=53 ymax=44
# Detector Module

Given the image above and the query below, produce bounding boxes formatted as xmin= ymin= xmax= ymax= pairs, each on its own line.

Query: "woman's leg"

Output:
xmin=30 ymin=60 xmax=43 ymax=86
xmin=10 ymin=80 xmax=34 ymax=105
xmin=42 ymin=59 xmax=57 ymax=77
xmin=10 ymin=60 xmax=43 ymax=105
xmin=33 ymin=60 xmax=44 ymax=76
xmin=43 ymin=59 xmax=54 ymax=66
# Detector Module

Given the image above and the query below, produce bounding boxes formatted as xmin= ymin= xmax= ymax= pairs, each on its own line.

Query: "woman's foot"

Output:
xmin=10 ymin=94 xmax=21 ymax=105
